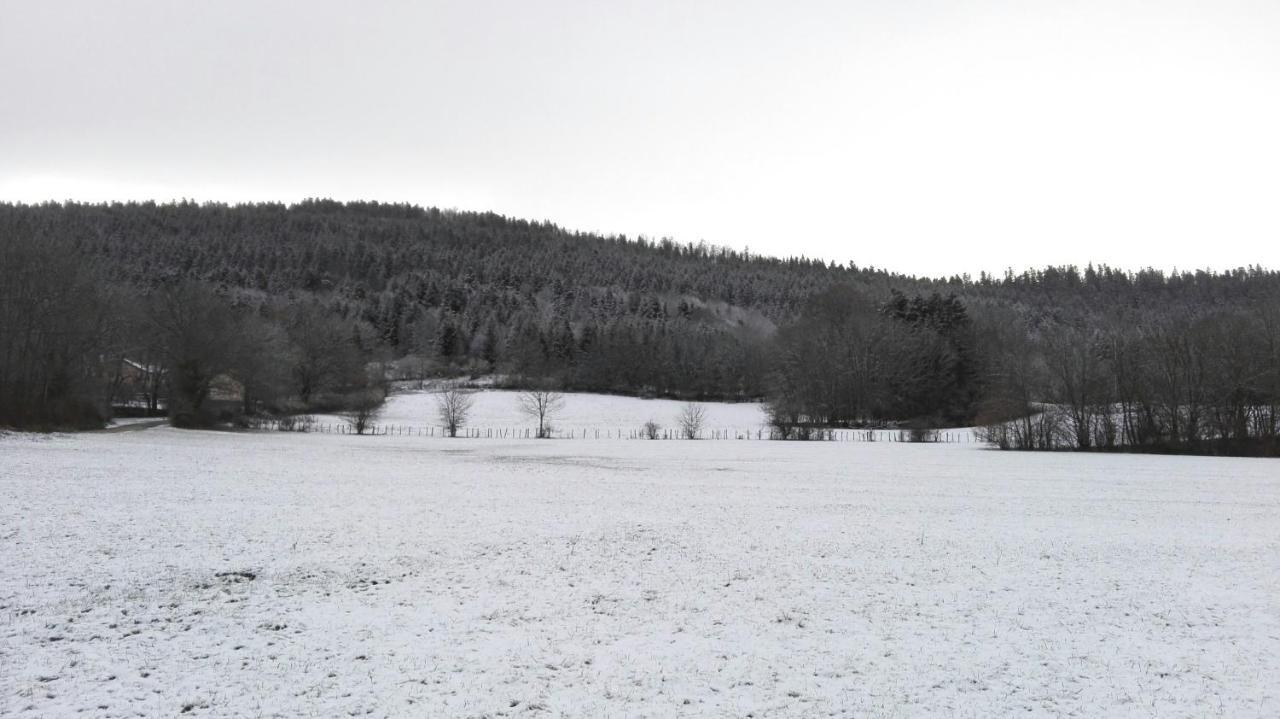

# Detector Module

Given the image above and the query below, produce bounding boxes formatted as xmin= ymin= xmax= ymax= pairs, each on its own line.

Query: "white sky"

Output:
xmin=2 ymin=0 xmax=1278 ymax=277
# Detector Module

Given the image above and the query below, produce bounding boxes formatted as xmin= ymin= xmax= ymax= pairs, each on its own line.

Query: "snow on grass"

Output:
xmin=2 ymin=425 xmax=1278 ymax=717
xmin=320 ymin=389 xmax=977 ymax=441
xmin=320 ymin=389 xmax=771 ymax=436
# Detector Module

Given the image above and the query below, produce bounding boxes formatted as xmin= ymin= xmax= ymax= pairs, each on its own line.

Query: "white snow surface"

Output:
xmin=318 ymin=389 xmax=772 ymax=437
xmin=2 ymin=423 xmax=1278 ymax=717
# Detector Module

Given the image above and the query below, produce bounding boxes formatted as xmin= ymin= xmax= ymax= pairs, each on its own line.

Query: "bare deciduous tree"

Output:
xmin=283 ymin=304 xmax=369 ymax=409
xmin=677 ymin=402 xmax=707 ymax=439
xmin=518 ymin=389 xmax=564 ymax=438
xmin=146 ymin=282 xmax=246 ymax=427
xmin=340 ymin=389 xmax=384 ymax=435
xmin=643 ymin=419 xmax=662 ymax=440
xmin=437 ymin=387 xmax=475 ymax=438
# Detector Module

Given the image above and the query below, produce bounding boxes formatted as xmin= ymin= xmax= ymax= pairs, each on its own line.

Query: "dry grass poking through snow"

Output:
xmin=1 ymin=426 xmax=1278 ymax=717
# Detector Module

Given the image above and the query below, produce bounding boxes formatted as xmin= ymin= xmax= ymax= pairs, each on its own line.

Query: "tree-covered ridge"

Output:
xmin=10 ymin=200 xmax=860 ymax=398
xmin=13 ymin=199 xmax=1278 ymax=321
xmin=3 ymin=199 xmax=1279 ymax=451
xmin=23 ymin=199 xmax=873 ymax=316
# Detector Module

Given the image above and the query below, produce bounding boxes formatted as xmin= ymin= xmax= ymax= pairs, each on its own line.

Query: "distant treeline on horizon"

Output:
xmin=2 ymin=200 xmax=1278 ymax=455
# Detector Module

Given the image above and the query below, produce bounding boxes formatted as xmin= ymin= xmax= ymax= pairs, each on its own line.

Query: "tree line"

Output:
xmin=1 ymin=243 xmax=382 ymax=429
xmin=977 ymin=306 xmax=1280 ymax=455
xmin=2 ymin=200 xmax=1278 ymax=454
xmin=759 ymin=284 xmax=1280 ymax=455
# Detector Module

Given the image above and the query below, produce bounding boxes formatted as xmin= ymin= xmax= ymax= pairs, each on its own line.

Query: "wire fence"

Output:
xmin=240 ymin=418 xmax=979 ymax=443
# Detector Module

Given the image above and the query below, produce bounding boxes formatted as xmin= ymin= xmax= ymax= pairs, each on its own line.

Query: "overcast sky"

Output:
xmin=2 ymin=1 xmax=1278 ymax=277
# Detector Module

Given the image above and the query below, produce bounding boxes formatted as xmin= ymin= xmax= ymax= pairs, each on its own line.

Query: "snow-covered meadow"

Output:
xmin=311 ymin=389 xmax=972 ymax=442
xmin=318 ymin=388 xmax=775 ymax=438
xmin=2 ymin=410 xmax=1278 ymax=717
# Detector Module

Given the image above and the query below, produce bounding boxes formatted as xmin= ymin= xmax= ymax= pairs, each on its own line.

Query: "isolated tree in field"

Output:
xmin=437 ymin=387 xmax=475 ymax=438
xmin=643 ymin=419 xmax=662 ymax=440
xmin=677 ymin=402 xmax=707 ymax=439
xmin=340 ymin=389 xmax=384 ymax=435
xmin=518 ymin=389 xmax=564 ymax=438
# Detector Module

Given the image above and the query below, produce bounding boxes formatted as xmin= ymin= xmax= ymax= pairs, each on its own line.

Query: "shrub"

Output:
xmin=340 ymin=389 xmax=385 ymax=435
xmin=677 ymin=403 xmax=706 ymax=439
xmin=276 ymin=414 xmax=315 ymax=432
xmin=643 ymin=420 xmax=662 ymax=440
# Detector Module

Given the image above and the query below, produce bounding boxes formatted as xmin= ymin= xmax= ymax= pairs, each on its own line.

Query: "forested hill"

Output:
xmin=3 ymin=200 xmax=902 ymax=395
xmin=10 ymin=199 xmax=1277 ymax=320
xmin=3 ymin=199 xmax=1279 ymax=417
xmin=12 ymin=198 xmax=903 ymax=317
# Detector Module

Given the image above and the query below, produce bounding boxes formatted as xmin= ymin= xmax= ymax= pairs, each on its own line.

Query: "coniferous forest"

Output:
xmin=2 ymin=200 xmax=1278 ymax=454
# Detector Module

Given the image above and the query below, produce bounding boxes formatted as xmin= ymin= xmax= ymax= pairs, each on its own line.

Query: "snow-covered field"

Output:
xmin=318 ymin=389 xmax=774 ymax=438
xmin=2 ymin=422 xmax=1278 ymax=717
xmin=314 ymin=389 xmax=973 ymax=441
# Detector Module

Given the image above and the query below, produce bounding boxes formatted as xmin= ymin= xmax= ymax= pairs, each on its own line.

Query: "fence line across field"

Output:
xmin=240 ymin=418 xmax=977 ymax=443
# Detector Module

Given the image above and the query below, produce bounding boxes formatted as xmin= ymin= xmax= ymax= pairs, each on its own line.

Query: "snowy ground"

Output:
xmin=317 ymin=389 xmax=774 ymax=438
xmin=2 ymin=424 xmax=1278 ymax=717
xmin=312 ymin=389 xmax=970 ymax=441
